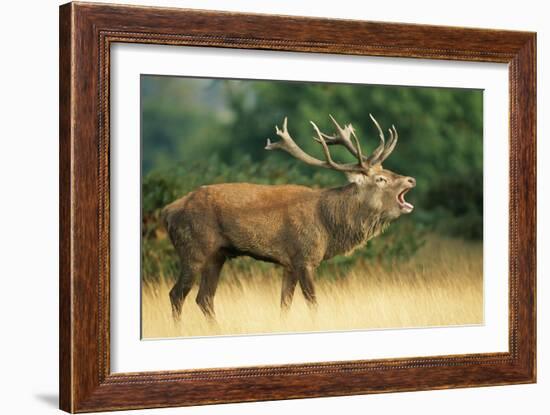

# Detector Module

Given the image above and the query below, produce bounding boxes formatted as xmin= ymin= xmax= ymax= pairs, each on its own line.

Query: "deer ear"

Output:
xmin=345 ymin=172 xmax=368 ymax=185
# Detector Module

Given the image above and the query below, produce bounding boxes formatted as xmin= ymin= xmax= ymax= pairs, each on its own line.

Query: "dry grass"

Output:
xmin=141 ymin=236 xmax=483 ymax=338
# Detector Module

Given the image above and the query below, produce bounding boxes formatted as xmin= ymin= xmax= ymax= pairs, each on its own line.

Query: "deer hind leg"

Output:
xmin=169 ymin=257 xmax=203 ymax=321
xmin=297 ymin=265 xmax=318 ymax=308
xmin=196 ymin=253 xmax=226 ymax=319
xmin=169 ymin=268 xmax=195 ymax=321
xmin=280 ymin=268 xmax=298 ymax=310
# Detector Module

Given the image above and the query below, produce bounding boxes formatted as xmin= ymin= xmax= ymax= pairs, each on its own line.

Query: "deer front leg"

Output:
xmin=280 ymin=268 xmax=298 ymax=310
xmin=297 ymin=265 xmax=317 ymax=308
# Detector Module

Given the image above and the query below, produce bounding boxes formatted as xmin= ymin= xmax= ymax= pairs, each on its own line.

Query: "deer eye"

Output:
xmin=375 ymin=176 xmax=388 ymax=184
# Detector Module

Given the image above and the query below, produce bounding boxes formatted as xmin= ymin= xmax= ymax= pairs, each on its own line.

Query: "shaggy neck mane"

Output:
xmin=319 ymin=183 xmax=391 ymax=259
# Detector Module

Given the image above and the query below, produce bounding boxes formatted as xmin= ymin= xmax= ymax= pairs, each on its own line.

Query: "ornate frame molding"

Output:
xmin=60 ymin=2 xmax=536 ymax=412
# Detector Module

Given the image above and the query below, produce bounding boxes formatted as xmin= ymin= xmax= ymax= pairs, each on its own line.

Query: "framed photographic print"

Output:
xmin=59 ymin=2 xmax=536 ymax=412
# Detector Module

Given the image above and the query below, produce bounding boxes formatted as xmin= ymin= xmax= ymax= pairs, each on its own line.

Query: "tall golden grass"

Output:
xmin=141 ymin=236 xmax=482 ymax=339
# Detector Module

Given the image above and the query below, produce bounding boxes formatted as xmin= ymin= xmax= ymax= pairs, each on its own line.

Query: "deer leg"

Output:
xmin=169 ymin=261 xmax=200 ymax=321
xmin=280 ymin=268 xmax=298 ymax=310
xmin=196 ymin=254 xmax=225 ymax=319
xmin=297 ymin=265 xmax=318 ymax=308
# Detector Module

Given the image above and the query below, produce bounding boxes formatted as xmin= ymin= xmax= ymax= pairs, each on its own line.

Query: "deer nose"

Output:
xmin=406 ymin=177 xmax=416 ymax=187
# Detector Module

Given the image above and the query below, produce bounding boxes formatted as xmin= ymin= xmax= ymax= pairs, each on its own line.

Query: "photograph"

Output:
xmin=140 ymin=75 xmax=484 ymax=339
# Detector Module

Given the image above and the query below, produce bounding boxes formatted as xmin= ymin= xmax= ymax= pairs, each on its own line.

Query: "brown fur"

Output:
xmin=163 ymin=167 xmax=415 ymax=320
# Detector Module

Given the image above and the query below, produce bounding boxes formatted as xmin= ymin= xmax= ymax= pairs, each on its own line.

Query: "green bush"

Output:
xmin=421 ymin=170 xmax=483 ymax=240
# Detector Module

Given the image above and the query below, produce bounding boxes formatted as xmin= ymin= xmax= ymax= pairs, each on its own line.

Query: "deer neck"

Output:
xmin=320 ymin=183 xmax=391 ymax=259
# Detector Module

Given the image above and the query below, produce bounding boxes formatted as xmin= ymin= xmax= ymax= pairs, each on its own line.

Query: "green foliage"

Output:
xmin=421 ymin=169 xmax=483 ymax=240
xmin=142 ymin=237 xmax=179 ymax=283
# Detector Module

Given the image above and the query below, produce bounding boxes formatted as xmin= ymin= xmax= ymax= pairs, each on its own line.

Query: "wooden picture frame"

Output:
xmin=59 ymin=2 xmax=536 ymax=412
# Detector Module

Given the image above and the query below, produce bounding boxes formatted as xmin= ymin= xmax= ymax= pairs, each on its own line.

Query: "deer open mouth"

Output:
xmin=397 ymin=188 xmax=414 ymax=213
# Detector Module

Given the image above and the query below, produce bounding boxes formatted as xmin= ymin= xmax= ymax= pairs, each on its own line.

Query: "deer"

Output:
xmin=162 ymin=114 xmax=416 ymax=320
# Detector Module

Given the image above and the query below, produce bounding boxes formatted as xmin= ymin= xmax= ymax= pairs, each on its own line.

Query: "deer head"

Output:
xmin=265 ymin=114 xmax=416 ymax=219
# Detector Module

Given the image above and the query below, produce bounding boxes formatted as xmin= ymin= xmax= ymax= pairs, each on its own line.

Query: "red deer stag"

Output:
xmin=163 ymin=114 xmax=415 ymax=320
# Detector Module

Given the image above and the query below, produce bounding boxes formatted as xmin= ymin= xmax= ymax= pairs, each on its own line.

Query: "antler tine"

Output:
xmin=310 ymin=121 xmax=345 ymax=170
xmin=265 ymin=117 xmax=363 ymax=173
xmin=324 ymin=114 xmax=370 ymax=164
xmin=349 ymin=126 xmax=367 ymax=169
xmin=327 ymin=114 xmax=354 ymax=144
xmin=376 ymin=124 xmax=399 ymax=164
xmin=388 ymin=124 xmax=399 ymax=156
xmin=367 ymin=113 xmax=387 ymax=165
xmin=265 ymin=116 xmax=289 ymax=150
xmin=313 ymin=130 xmax=340 ymax=145
xmin=327 ymin=114 xmax=367 ymax=168
xmin=328 ymin=114 xmax=345 ymax=134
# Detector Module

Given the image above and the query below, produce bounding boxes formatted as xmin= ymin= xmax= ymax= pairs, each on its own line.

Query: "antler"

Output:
xmin=366 ymin=113 xmax=398 ymax=165
xmin=265 ymin=115 xmax=399 ymax=173
xmin=315 ymin=115 xmax=366 ymax=163
xmin=265 ymin=117 xmax=365 ymax=173
xmin=316 ymin=114 xmax=399 ymax=167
